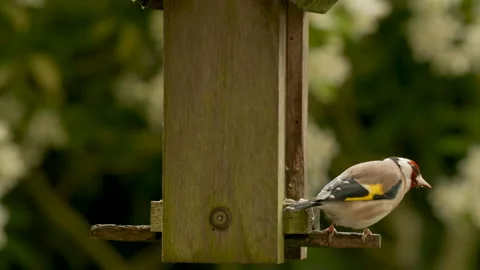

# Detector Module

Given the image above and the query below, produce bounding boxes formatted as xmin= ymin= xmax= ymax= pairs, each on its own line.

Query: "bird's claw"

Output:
xmin=321 ymin=223 xmax=337 ymax=243
xmin=361 ymin=228 xmax=372 ymax=242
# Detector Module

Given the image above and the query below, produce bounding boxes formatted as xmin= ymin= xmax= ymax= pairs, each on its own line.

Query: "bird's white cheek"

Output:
xmin=405 ymin=177 xmax=412 ymax=191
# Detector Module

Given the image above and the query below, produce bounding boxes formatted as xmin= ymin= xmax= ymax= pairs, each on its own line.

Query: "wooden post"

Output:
xmin=162 ymin=0 xmax=286 ymax=264
xmin=284 ymin=2 xmax=309 ymax=260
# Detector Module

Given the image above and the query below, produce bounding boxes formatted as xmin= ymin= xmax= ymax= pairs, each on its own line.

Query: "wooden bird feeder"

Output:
xmin=90 ymin=0 xmax=381 ymax=264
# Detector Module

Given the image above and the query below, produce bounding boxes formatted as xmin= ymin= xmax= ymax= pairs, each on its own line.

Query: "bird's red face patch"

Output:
xmin=408 ymin=160 xmax=421 ymax=190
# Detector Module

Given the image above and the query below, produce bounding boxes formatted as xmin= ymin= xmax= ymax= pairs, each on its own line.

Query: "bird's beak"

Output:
xmin=417 ymin=176 xmax=432 ymax=188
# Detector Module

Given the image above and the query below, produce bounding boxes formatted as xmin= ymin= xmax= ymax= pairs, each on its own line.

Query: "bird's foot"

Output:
xmin=361 ymin=228 xmax=373 ymax=242
xmin=321 ymin=223 xmax=337 ymax=243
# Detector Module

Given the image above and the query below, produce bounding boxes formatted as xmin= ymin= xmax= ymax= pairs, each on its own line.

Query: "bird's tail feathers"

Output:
xmin=284 ymin=200 xmax=321 ymax=212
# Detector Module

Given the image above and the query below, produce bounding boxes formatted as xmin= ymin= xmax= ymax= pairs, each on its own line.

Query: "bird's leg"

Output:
xmin=361 ymin=228 xmax=373 ymax=242
xmin=321 ymin=222 xmax=337 ymax=243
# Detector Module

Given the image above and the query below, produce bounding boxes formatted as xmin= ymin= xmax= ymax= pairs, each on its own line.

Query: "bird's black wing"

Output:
xmin=315 ymin=176 xmax=402 ymax=202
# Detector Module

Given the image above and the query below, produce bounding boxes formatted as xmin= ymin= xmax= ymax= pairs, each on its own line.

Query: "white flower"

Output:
xmin=430 ymin=178 xmax=469 ymax=225
xmin=0 ymin=121 xmax=26 ymax=197
xmin=432 ymin=47 xmax=470 ymax=76
xmin=406 ymin=0 xmax=480 ymax=76
xmin=408 ymin=0 xmax=461 ymax=14
xmin=309 ymin=37 xmax=350 ymax=103
xmin=458 ymin=145 xmax=480 ymax=190
xmin=343 ymin=0 xmax=392 ymax=37
xmin=0 ymin=121 xmax=10 ymax=143
xmin=0 ymin=122 xmax=22 ymax=250
xmin=114 ymin=74 xmax=149 ymax=107
xmin=114 ymin=72 xmax=164 ymax=132
xmin=144 ymin=74 xmax=164 ymax=133
xmin=309 ymin=13 xmax=337 ymax=32
xmin=0 ymin=143 xmax=26 ymax=192
xmin=309 ymin=0 xmax=392 ymax=38
xmin=464 ymin=23 xmax=480 ymax=71
xmin=430 ymin=144 xmax=480 ymax=230
xmin=406 ymin=13 xmax=461 ymax=63
xmin=22 ymin=109 xmax=67 ymax=167
xmin=25 ymin=109 xmax=67 ymax=148
xmin=308 ymin=0 xmax=391 ymax=104
xmin=306 ymin=120 xmax=340 ymax=197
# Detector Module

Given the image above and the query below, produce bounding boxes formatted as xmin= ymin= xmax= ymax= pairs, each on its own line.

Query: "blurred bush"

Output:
xmin=0 ymin=0 xmax=479 ymax=269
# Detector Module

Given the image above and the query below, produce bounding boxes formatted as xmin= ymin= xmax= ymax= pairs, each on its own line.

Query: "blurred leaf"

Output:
xmin=116 ymin=23 xmax=142 ymax=63
xmin=29 ymin=53 xmax=62 ymax=98
xmin=0 ymin=3 xmax=30 ymax=33
xmin=90 ymin=18 xmax=116 ymax=43
xmin=0 ymin=65 xmax=11 ymax=89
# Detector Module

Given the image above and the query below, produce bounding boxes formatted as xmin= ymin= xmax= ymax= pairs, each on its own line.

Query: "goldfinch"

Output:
xmin=284 ymin=157 xmax=431 ymax=241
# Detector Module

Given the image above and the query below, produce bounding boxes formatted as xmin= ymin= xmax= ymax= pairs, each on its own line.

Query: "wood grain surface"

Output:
xmin=162 ymin=0 xmax=287 ymax=263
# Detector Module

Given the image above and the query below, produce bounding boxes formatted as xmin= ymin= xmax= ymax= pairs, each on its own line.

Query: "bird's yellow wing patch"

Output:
xmin=344 ymin=184 xmax=384 ymax=201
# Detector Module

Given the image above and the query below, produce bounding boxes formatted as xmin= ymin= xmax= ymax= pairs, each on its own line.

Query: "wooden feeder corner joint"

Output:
xmin=90 ymin=0 xmax=381 ymax=265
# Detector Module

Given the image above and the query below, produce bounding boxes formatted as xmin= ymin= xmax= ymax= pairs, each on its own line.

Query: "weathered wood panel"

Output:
xmin=150 ymin=201 xmax=163 ymax=232
xmin=162 ymin=0 xmax=286 ymax=263
xmin=284 ymin=2 xmax=309 ymax=261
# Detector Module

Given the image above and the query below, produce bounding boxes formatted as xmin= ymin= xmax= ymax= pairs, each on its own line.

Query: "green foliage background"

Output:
xmin=0 ymin=0 xmax=479 ymax=269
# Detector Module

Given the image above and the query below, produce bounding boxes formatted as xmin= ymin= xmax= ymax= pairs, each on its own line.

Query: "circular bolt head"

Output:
xmin=210 ymin=207 xmax=231 ymax=230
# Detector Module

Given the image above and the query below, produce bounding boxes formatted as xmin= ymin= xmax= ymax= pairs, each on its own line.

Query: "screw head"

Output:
xmin=210 ymin=207 xmax=231 ymax=230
